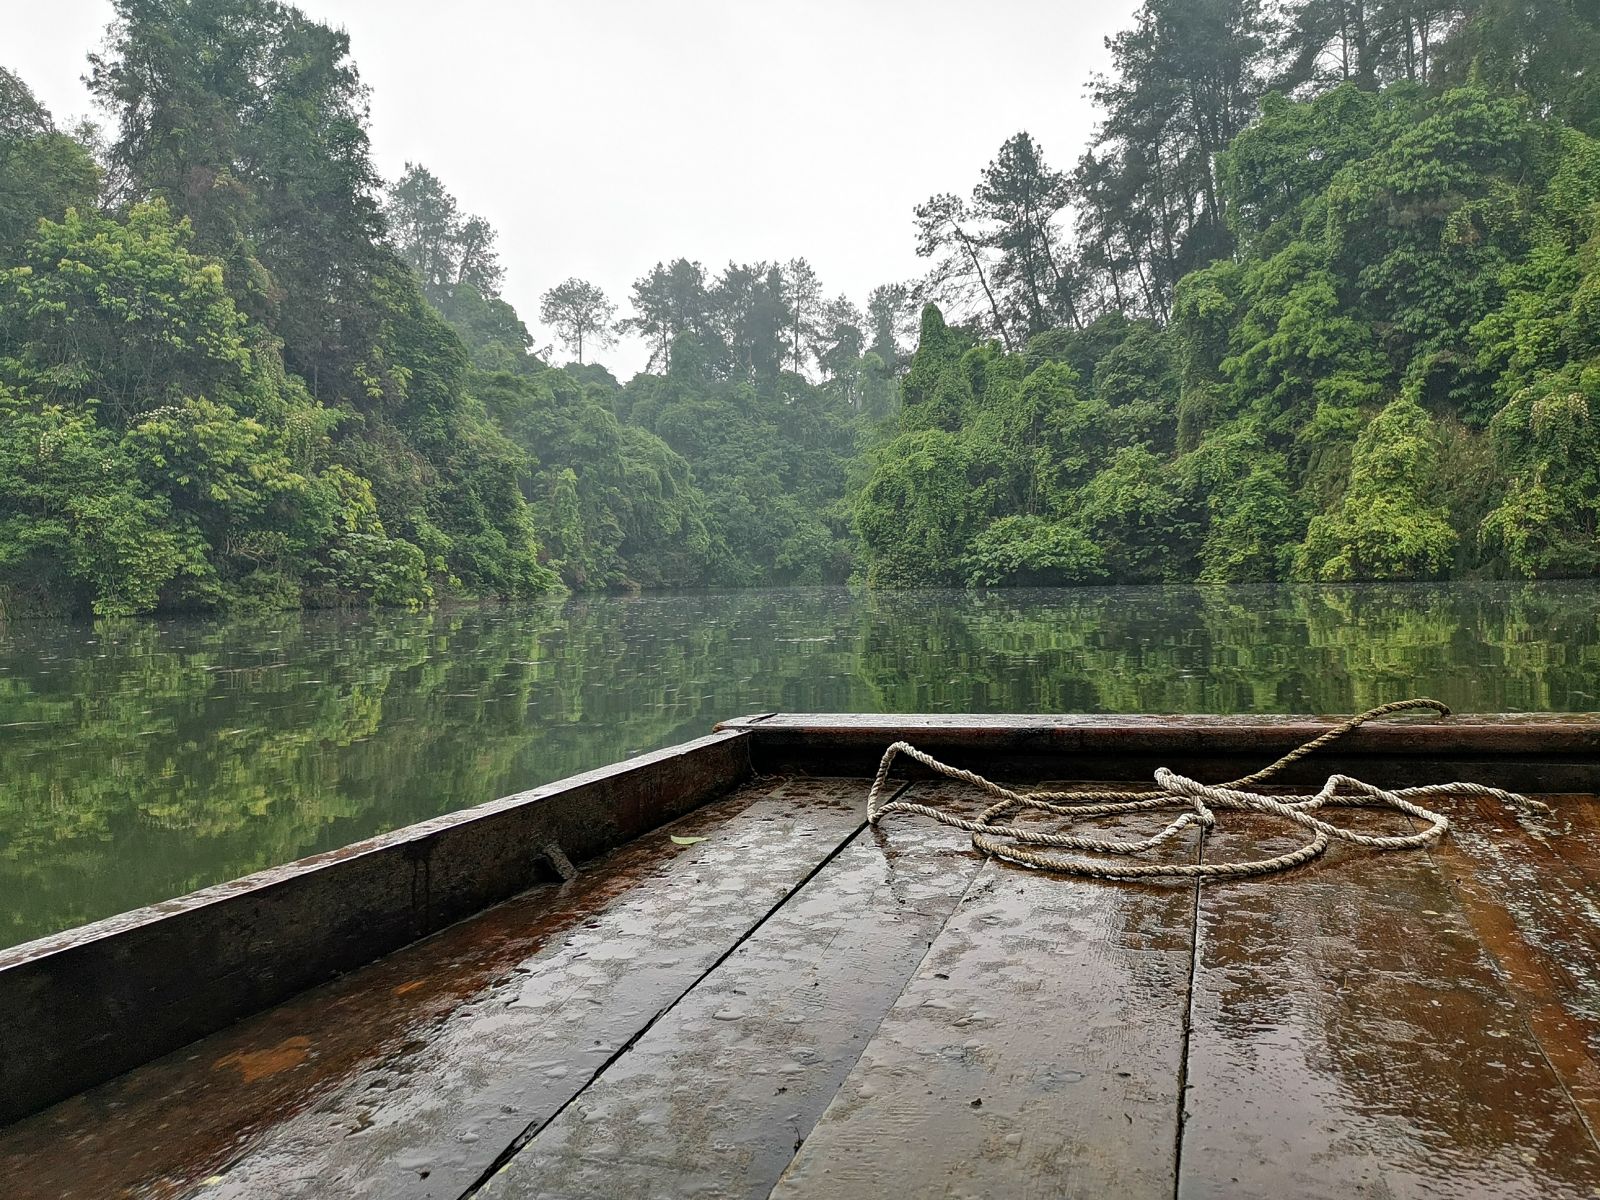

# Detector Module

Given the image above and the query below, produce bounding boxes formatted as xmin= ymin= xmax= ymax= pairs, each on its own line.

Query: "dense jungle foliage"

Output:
xmin=1 ymin=0 xmax=1597 ymax=613
xmin=854 ymin=2 xmax=1600 ymax=587
xmin=0 ymin=1 xmax=878 ymax=615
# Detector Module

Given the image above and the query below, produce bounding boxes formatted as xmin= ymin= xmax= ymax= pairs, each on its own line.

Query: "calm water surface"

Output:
xmin=3 ymin=582 xmax=1598 ymax=949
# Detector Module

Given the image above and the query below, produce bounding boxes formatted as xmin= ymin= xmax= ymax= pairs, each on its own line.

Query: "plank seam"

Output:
xmin=452 ymin=781 xmax=907 ymax=1200
xmin=762 ymin=837 xmax=1000 ymax=1197
xmin=1171 ymin=822 xmax=1206 ymax=1200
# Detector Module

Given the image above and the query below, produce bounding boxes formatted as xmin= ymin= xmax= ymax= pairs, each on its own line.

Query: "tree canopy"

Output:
xmin=2 ymin=0 xmax=1598 ymax=614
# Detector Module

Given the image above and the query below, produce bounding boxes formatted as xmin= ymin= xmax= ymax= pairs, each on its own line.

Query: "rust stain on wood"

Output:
xmin=213 ymin=1036 xmax=313 ymax=1085
xmin=0 ymin=729 xmax=752 ymax=1126
xmin=195 ymin=780 xmax=868 ymax=1200
xmin=1178 ymin=806 xmax=1600 ymax=1199
xmin=1425 ymin=793 xmax=1600 ymax=1141
xmin=0 ymin=778 xmax=834 ymax=1200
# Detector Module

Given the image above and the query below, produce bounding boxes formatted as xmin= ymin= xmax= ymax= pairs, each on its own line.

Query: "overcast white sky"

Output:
xmin=5 ymin=0 xmax=1138 ymax=377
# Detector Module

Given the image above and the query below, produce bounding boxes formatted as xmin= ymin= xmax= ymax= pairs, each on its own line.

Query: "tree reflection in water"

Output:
xmin=1 ymin=582 xmax=1596 ymax=948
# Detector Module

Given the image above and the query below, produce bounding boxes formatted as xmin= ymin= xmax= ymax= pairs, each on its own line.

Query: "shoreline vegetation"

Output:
xmin=2 ymin=1 xmax=1598 ymax=617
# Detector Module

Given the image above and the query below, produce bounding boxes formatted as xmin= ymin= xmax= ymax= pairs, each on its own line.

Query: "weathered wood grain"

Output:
xmin=8 ymin=719 xmax=1600 ymax=1200
xmin=476 ymin=790 xmax=988 ymax=1199
xmin=0 ymin=779 xmax=863 ymax=1200
xmin=772 ymin=785 xmax=1200 ymax=1200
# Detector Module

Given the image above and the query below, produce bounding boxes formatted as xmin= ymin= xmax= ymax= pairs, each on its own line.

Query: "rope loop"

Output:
xmin=866 ymin=700 xmax=1547 ymax=881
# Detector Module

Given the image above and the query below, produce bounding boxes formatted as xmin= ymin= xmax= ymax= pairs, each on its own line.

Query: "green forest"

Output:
xmin=2 ymin=0 xmax=1597 ymax=614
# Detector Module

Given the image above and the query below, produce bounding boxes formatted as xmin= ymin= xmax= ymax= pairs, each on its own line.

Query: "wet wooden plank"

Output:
xmin=772 ymin=785 xmax=1200 ymax=1200
xmin=1426 ymin=794 xmax=1600 ymax=1140
xmin=0 ymin=728 xmax=752 ymax=1124
xmin=197 ymin=778 xmax=867 ymax=1200
xmin=1178 ymin=805 xmax=1600 ymax=1200
xmin=0 ymin=778 xmax=864 ymax=1200
xmin=476 ymin=790 xmax=988 ymax=1199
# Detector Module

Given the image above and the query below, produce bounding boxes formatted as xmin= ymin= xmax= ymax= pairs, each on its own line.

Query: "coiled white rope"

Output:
xmin=866 ymin=699 xmax=1549 ymax=880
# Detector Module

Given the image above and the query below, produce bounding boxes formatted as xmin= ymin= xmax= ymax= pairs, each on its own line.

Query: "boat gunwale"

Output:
xmin=0 ymin=728 xmax=748 ymax=971
xmin=718 ymin=710 xmax=1600 ymax=752
xmin=0 ymin=727 xmax=752 ymax=1125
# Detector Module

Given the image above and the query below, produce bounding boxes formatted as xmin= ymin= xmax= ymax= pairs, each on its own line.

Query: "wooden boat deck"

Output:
xmin=4 ymin=753 xmax=1598 ymax=1198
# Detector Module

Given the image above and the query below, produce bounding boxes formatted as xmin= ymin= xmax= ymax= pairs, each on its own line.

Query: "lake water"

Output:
xmin=3 ymin=582 xmax=1598 ymax=949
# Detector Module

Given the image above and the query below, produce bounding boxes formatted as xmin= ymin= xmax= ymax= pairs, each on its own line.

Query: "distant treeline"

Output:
xmin=0 ymin=1 xmax=889 ymax=615
xmin=1 ymin=0 xmax=1596 ymax=614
